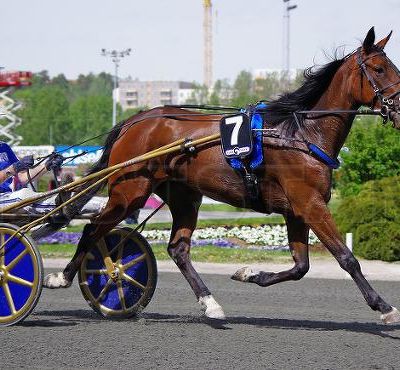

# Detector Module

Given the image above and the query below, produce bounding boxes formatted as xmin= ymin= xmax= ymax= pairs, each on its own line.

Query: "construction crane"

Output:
xmin=0 ymin=70 xmax=32 ymax=145
xmin=203 ymin=0 xmax=213 ymax=89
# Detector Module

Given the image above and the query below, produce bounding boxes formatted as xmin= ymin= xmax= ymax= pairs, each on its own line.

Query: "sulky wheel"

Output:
xmin=78 ymin=227 xmax=157 ymax=319
xmin=0 ymin=223 xmax=43 ymax=326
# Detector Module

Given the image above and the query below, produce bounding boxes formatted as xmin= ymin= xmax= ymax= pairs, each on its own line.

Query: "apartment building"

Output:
xmin=118 ymin=79 xmax=195 ymax=110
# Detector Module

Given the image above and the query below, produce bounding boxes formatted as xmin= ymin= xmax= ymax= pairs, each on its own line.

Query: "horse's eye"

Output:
xmin=374 ymin=66 xmax=385 ymax=74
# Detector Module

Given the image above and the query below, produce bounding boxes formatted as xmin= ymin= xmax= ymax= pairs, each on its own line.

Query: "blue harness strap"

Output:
xmin=229 ymin=103 xmax=265 ymax=170
xmin=307 ymin=143 xmax=340 ymax=169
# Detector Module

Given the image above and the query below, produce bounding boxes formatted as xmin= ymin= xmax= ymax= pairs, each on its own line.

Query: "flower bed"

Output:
xmin=37 ymin=225 xmax=319 ymax=252
xmin=142 ymin=225 xmax=319 ymax=246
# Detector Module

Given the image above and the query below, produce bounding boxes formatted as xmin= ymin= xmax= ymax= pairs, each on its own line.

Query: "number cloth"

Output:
xmin=228 ymin=103 xmax=265 ymax=170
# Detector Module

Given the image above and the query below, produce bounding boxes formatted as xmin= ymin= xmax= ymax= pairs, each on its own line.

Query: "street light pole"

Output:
xmin=101 ymin=48 xmax=131 ymax=127
xmin=283 ymin=0 xmax=297 ymax=79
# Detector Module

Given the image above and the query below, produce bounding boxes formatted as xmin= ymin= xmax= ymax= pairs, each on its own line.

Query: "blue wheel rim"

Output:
xmin=79 ymin=228 xmax=156 ymax=318
xmin=0 ymin=225 xmax=42 ymax=326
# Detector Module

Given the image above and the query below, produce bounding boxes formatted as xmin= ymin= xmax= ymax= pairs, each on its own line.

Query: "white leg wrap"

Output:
xmin=198 ymin=295 xmax=226 ymax=319
xmin=381 ymin=306 xmax=400 ymax=324
xmin=43 ymin=272 xmax=72 ymax=289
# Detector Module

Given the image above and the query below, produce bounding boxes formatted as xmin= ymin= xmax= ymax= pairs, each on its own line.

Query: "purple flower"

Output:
xmin=37 ymin=232 xmax=82 ymax=245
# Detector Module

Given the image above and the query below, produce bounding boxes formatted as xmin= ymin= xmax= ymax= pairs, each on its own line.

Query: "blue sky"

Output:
xmin=2 ymin=0 xmax=400 ymax=83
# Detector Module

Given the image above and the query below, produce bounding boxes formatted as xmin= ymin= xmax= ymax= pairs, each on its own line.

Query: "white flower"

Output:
xmin=142 ymin=224 xmax=320 ymax=246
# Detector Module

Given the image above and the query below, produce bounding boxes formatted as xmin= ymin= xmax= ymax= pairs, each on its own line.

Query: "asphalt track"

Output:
xmin=1 ymin=269 xmax=400 ymax=369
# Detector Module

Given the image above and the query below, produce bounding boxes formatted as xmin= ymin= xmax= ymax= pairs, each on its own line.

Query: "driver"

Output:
xmin=0 ymin=141 xmax=106 ymax=216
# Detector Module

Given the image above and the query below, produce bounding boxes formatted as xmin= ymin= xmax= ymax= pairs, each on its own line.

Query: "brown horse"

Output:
xmin=45 ymin=28 xmax=400 ymax=323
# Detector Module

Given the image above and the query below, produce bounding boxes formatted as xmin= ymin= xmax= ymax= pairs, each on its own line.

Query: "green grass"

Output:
xmin=39 ymin=244 xmax=76 ymax=258
xmin=199 ymin=203 xmax=246 ymax=212
xmin=151 ymin=244 xmax=294 ymax=263
xmin=39 ymin=243 xmax=329 ymax=263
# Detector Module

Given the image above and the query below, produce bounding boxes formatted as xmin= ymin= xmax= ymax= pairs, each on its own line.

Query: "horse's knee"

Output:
xmin=292 ymin=261 xmax=309 ymax=280
xmin=337 ymin=251 xmax=360 ymax=273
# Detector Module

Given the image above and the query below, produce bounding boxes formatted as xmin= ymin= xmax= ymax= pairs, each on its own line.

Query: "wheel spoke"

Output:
xmin=85 ymin=269 xmax=108 ymax=275
xmin=6 ymin=249 xmax=28 ymax=271
xmin=95 ymin=278 xmax=113 ymax=303
xmin=117 ymin=280 xmax=127 ymax=310
xmin=7 ymin=274 xmax=33 ymax=287
xmin=97 ymin=238 xmax=110 ymax=259
xmin=3 ymin=282 xmax=17 ymax=314
xmin=117 ymin=244 xmax=124 ymax=264
xmin=0 ymin=233 xmax=5 ymax=266
xmin=122 ymin=254 xmax=146 ymax=270
xmin=122 ymin=272 xmax=145 ymax=290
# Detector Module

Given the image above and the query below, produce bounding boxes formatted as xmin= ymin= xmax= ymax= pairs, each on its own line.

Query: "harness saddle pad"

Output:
xmin=220 ymin=103 xmax=265 ymax=170
xmin=220 ymin=113 xmax=252 ymax=159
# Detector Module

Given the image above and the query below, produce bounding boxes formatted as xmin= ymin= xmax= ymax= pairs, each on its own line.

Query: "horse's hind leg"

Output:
xmin=43 ymin=179 xmax=152 ymax=288
xmin=232 ymin=215 xmax=310 ymax=286
xmin=157 ymin=183 xmax=225 ymax=319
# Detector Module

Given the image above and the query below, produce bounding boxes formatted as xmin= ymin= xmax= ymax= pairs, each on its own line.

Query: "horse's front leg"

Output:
xmin=294 ymin=192 xmax=399 ymax=324
xmin=232 ymin=215 xmax=310 ymax=286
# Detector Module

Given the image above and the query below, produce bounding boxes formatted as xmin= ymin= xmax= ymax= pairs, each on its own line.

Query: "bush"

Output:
xmin=336 ymin=116 xmax=400 ymax=197
xmin=334 ymin=176 xmax=400 ymax=261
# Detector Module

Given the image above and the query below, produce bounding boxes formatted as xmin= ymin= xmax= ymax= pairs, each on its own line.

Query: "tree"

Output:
xmin=209 ymin=79 xmax=232 ymax=106
xmin=336 ymin=116 xmax=400 ymax=196
xmin=15 ymin=86 xmax=71 ymax=145
xmin=185 ymin=83 xmax=209 ymax=105
xmin=231 ymin=70 xmax=258 ymax=107
xmin=69 ymin=95 xmax=113 ymax=145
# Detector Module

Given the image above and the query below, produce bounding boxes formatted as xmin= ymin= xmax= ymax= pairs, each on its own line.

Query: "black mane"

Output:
xmin=265 ymin=57 xmax=346 ymax=134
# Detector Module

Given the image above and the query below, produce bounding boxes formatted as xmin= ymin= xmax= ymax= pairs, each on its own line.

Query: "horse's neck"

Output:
xmin=306 ymin=74 xmax=360 ymax=158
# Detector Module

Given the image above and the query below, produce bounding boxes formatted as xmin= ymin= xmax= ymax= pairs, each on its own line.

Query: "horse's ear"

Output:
xmin=376 ymin=31 xmax=393 ymax=50
xmin=363 ymin=27 xmax=375 ymax=54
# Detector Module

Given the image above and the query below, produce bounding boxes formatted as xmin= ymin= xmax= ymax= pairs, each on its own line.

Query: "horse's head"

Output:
xmin=347 ymin=27 xmax=400 ymax=129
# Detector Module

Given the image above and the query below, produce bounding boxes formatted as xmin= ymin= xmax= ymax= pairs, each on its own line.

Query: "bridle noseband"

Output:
xmin=356 ymin=47 xmax=400 ymax=123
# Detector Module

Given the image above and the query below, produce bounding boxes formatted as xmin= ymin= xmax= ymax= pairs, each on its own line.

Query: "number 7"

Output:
xmin=225 ymin=115 xmax=243 ymax=145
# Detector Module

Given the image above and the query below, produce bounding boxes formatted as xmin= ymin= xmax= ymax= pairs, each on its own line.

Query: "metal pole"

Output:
xmin=101 ymin=48 xmax=131 ymax=127
xmin=286 ymin=5 xmax=290 ymax=73
xmin=113 ymin=58 xmax=118 ymax=127
xmin=283 ymin=1 xmax=297 ymax=80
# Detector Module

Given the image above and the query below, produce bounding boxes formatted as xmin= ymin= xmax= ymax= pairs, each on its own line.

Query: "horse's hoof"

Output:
xmin=381 ymin=307 xmax=400 ymax=324
xmin=43 ymin=272 xmax=72 ymax=289
xmin=198 ymin=295 xmax=226 ymax=320
xmin=231 ymin=267 xmax=256 ymax=282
